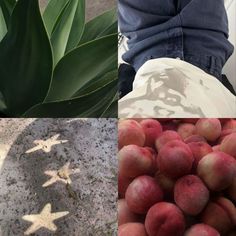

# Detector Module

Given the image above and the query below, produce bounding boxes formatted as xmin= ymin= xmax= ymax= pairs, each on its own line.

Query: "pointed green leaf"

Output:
xmin=50 ymin=0 xmax=83 ymax=65
xmin=46 ymin=33 xmax=117 ymax=102
xmin=97 ymin=20 xmax=117 ymax=38
xmin=65 ymin=0 xmax=85 ymax=53
xmin=0 ymin=0 xmax=16 ymax=28
xmin=23 ymin=79 xmax=117 ymax=118
xmin=101 ymin=97 xmax=118 ymax=117
xmin=0 ymin=0 xmax=53 ymax=116
xmin=43 ymin=0 xmax=69 ymax=36
xmin=0 ymin=7 xmax=7 ymax=41
xmin=79 ymin=8 xmax=116 ymax=45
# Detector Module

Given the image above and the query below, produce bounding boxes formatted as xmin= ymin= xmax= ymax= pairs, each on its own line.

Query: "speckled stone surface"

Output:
xmin=0 ymin=119 xmax=117 ymax=236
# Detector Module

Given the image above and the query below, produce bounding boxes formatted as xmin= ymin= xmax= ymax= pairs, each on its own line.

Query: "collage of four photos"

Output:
xmin=0 ymin=0 xmax=236 ymax=235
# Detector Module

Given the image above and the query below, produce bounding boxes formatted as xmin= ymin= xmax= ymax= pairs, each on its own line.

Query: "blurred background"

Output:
xmin=39 ymin=0 xmax=116 ymax=21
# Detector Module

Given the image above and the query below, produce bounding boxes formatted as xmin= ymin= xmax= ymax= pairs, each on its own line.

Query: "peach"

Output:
xmin=197 ymin=151 xmax=236 ymax=191
xmin=187 ymin=142 xmax=213 ymax=171
xmin=145 ymin=202 xmax=185 ymax=236
xmin=222 ymin=119 xmax=236 ymax=131
xmin=212 ymin=145 xmax=220 ymax=151
xmin=220 ymin=133 xmax=236 ymax=159
xmin=155 ymin=130 xmax=182 ymax=151
xmin=155 ymin=171 xmax=175 ymax=199
xmin=184 ymin=134 xmax=207 ymax=144
xmin=174 ymin=175 xmax=209 ymax=215
xmin=184 ymin=224 xmax=220 ymax=236
xmin=118 ymin=174 xmax=133 ymax=198
xmin=177 ymin=123 xmax=197 ymax=140
xmin=180 ymin=118 xmax=199 ymax=124
xmin=157 ymin=140 xmax=194 ymax=179
xmin=118 ymin=199 xmax=141 ymax=226
xmin=118 ymin=223 xmax=148 ymax=236
xmin=119 ymin=145 xmax=155 ymax=178
xmin=125 ymin=176 xmax=163 ymax=214
xmin=140 ymin=119 xmax=162 ymax=148
xmin=196 ymin=119 xmax=222 ymax=142
xmin=201 ymin=197 xmax=236 ymax=235
xmin=118 ymin=119 xmax=145 ymax=149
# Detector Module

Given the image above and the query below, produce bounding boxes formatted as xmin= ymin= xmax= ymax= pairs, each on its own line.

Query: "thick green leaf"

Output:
xmin=0 ymin=0 xmax=53 ymax=116
xmin=0 ymin=7 xmax=7 ymax=41
xmin=100 ymin=93 xmax=118 ymax=117
xmin=23 ymin=79 xmax=117 ymax=118
xmin=79 ymin=8 xmax=116 ymax=45
xmin=65 ymin=0 xmax=85 ymax=53
xmin=50 ymin=0 xmax=84 ymax=65
xmin=0 ymin=0 xmax=16 ymax=28
xmin=43 ymin=0 xmax=69 ymax=36
xmin=97 ymin=21 xmax=117 ymax=38
xmin=46 ymin=33 xmax=117 ymax=102
xmin=73 ymin=70 xmax=117 ymax=97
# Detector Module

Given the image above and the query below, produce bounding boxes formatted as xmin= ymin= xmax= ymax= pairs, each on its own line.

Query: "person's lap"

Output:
xmin=119 ymin=0 xmax=234 ymax=80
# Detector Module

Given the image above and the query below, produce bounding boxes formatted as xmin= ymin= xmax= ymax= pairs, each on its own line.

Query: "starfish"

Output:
xmin=22 ymin=203 xmax=69 ymax=235
xmin=25 ymin=134 xmax=68 ymax=153
xmin=42 ymin=162 xmax=80 ymax=187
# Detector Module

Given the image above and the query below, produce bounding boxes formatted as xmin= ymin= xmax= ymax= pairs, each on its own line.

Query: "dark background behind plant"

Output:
xmin=39 ymin=0 xmax=116 ymax=21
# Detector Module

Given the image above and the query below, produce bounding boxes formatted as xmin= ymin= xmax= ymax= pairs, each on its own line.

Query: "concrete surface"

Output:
xmin=0 ymin=119 xmax=117 ymax=236
xmin=39 ymin=0 xmax=116 ymax=21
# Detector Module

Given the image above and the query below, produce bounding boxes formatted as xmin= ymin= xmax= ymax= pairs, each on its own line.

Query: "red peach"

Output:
xmin=180 ymin=118 xmax=199 ymax=124
xmin=177 ymin=123 xmax=197 ymax=140
xmin=196 ymin=119 xmax=222 ymax=142
xmin=174 ymin=175 xmax=209 ymax=215
xmin=212 ymin=145 xmax=220 ymax=152
xmin=125 ymin=176 xmax=163 ymax=214
xmin=201 ymin=197 xmax=236 ymax=234
xmin=187 ymin=142 xmax=213 ymax=171
xmin=145 ymin=202 xmax=185 ymax=236
xmin=118 ymin=174 xmax=133 ymax=198
xmin=155 ymin=171 xmax=175 ymax=199
xmin=118 ymin=223 xmax=148 ymax=236
xmin=118 ymin=119 xmax=145 ymax=149
xmin=155 ymin=130 xmax=182 ymax=151
xmin=184 ymin=134 xmax=207 ymax=144
xmin=184 ymin=224 xmax=220 ymax=236
xmin=220 ymin=133 xmax=236 ymax=159
xmin=140 ymin=119 xmax=163 ymax=148
xmin=197 ymin=151 xmax=236 ymax=191
xmin=157 ymin=140 xmax=194 ymax=179
xmin=119 ymin=145 xmax=155 ymax=178
xmin=118 ymin=199 xmax=141 ymax=226
xmin=222 ymin=119 xmax=236 ymax=131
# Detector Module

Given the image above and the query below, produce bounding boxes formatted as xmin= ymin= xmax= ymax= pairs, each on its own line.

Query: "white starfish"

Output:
xmin=22 ymin=203 xmax=69 ymax=235
xmin=25 ymin=134 xmax=68 ymax=153
xmin=42 ymin=162 xmax=80 ymax=187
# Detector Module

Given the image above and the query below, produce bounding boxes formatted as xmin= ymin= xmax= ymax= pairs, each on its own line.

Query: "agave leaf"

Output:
xmin=50 ymin=0 xmax=85 ymax=65
xmin=46 ymin=33 xmax=117 ymax=102
xmin=65 ymin=0 xmax=85 ymax=53
xmin=0 ymin=0 xmax=53 ymax=116
xmin=23 ymin=79 xmax=117 ymax=118
xmin=100 ymin=93 xmax=118 ymax=117
xmin=97 ymin=21 xmax=117 ymax=38
xmin=79 ymin=8 xmax=116 ymax=45
xmin=0 ymin=7 xmax=7 ymax=41
xmin=73 ymin=70 xmax=117 ymax=97
xmin=43 ymin=0 xmax=69 ymax=36
xmin=0 ymin=0 xmax=16 ymax=28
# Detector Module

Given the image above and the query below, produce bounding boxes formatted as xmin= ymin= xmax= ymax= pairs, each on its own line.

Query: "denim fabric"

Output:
xmin=118 ymin=0 xmax=234 ymax=80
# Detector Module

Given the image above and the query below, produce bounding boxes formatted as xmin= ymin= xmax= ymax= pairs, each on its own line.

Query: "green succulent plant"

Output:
xmin=0 ymin=0 xmax=117 ymax=117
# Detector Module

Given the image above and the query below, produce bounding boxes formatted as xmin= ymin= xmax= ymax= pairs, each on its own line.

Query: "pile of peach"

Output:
xmin=118 ymin=118 xmax=236 ymax=236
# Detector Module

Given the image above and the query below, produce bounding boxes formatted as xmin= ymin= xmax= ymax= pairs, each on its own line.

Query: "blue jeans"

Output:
xmin=118 ymin=0 xmax=234 ymax=80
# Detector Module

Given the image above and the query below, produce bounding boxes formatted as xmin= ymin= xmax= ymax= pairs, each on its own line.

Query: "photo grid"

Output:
xmin=0 ymin=0 xmax=236 ymax=235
